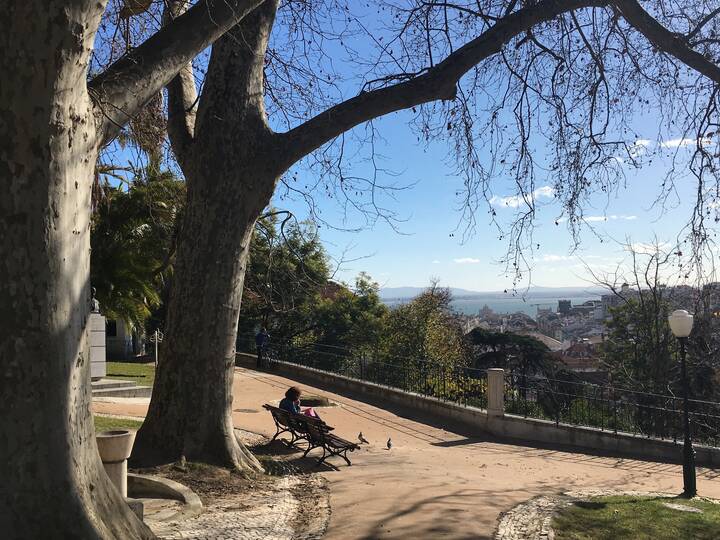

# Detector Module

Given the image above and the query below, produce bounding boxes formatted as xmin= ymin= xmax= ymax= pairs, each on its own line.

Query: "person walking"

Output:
xmin=255 ymin=327 xmax=270 ymax=369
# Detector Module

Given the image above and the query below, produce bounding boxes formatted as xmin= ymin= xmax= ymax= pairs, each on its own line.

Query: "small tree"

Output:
xmin=380 ymin=284 xmax=466 ymax=391
xmin=237 ymin=214 xmax=331 ymax=347
xmin=312 ymin=273 xmax=388 ymax=355
xmin=594 ymin=244 xmax=720 ymax=438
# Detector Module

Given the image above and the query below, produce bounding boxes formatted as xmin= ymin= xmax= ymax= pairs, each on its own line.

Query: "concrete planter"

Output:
xmin=97 ymin=430 xmax=136 ymax=497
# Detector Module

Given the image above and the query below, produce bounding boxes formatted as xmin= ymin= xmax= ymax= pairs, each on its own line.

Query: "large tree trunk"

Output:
xmin=132 ymin=165 xmax=272 ymax=469
xmin=0 ymin=2 xmax=152 ymax=537
xmin=132 ymin=1 xmax=280 ymax=470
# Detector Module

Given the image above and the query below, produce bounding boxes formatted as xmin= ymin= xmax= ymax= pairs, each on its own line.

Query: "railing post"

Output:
xmin=487 ymin=368 xmax=505 ymax=417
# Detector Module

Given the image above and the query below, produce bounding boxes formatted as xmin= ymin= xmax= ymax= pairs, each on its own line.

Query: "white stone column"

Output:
xmin=487 ymin=368 xmax=505 ymax=417
xmin=89 ymin=312 xmax=106 ymax=380
xmin=103 ymin=460 xmax=128 ymax=497
xmin=96 ymin=430 xmax=136 ymax=498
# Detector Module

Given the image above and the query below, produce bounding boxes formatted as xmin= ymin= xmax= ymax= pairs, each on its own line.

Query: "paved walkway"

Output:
xmin=150 ymin=474 xmax=329 ymax=540
xmin=94 ymin=367 xmax=720 ymax=539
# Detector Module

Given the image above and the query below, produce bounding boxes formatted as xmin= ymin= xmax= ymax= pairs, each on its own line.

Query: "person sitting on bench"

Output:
xmin=279 ymin=386 xmax=320 ymax=419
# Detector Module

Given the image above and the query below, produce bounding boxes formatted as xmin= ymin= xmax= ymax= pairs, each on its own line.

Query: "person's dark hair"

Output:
xmin=285 ymin=386 xmax=301 ymax=401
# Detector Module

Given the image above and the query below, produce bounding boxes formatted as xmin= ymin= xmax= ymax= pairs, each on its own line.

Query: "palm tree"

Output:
xmin=90 ymin=163 xmax=184 ymax=329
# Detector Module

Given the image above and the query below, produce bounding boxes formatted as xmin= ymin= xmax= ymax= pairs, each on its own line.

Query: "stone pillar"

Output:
xmin=487 ymin=368 xmax=505 ymax=417
xmin=104 ymin=460 xmax=128 ymax=498
xmin=89 ymin=312 xmax=107 ymax=380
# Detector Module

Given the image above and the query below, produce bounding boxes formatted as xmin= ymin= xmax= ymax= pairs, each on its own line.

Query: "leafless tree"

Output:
xmin=114 ymin=0 xmax=720 ymax=470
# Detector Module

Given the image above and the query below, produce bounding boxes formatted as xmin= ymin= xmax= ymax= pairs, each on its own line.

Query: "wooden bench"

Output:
xmin=263 ymin=403 xmax=359 ymax=466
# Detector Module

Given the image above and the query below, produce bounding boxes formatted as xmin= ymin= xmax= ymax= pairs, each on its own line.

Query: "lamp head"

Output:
xmin=668 ymin=309 xmax=694 ymax=338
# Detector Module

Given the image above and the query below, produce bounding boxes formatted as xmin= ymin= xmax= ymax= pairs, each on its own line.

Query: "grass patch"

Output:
xmin=94 ymin=415 xmax=143 ymax=433
xmin=106 ymin=361 xmax=155 ymax=387
xmin=553 ymin=495 xmax=720 ymax=540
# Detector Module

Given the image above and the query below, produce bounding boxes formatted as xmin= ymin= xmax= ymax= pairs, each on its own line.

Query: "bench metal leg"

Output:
xmin=271 ymin=426 xmax=290 ymax=442
xmin=316 ymin=446 xmax=353 ymax=466
xmin=315 ymin=447 xmax=329 ymax=466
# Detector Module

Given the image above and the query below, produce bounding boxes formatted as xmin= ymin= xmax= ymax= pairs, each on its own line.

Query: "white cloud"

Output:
xmin=583 ymin=214 xmax=637 ymax=223
xmin=613 ymin=139 xmax=652 ymax=163
xmin=660 ymin=137 xmax=712 ymax=148
xmin=555 ymin=214 xmax=636 ymax=224
xmin=490 ymin=185 xmax=554 ymax=209
xmin=454 ymin=257 xmax=481 ymax=264
xmin=628 ymin=241 xmax=671 ymax=255
xmin=431 ymin=260 xmax=441 ymax=264
xmin=628 ymin=139 xmax=652 ymax=159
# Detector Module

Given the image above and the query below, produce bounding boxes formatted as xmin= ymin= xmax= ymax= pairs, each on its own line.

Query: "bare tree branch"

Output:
xmin=686 ymin=6 xmax=720 ymax=44
xmin=279 ymin=0 xmax=610 ymax=168
xmin=613 ymin=0 xmax=720 ymax=84
xmin=164 ymin=0 xmax=199 ymax=169
xmin=89 ymin=0 xmax=264 ymax=145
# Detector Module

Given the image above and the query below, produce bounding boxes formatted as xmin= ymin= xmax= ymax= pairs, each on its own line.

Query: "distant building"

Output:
xmin=558 ymin=299 xmax=571 ymax=314
xmin=478 ymin=304 xmax=495 ymax=318
xmin=521 ymin=331 xmax=564 ymax=352
xmin=553 ymin=338 xmax=607 ymax=381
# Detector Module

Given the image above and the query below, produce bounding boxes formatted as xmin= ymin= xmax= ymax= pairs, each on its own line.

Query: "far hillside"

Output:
xmin=379 ymin=285 xmax=607 ymax=301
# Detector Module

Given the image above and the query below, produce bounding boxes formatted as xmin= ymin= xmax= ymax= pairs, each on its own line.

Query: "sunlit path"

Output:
xmin=94 ymin=366 xmax=720 ymax=538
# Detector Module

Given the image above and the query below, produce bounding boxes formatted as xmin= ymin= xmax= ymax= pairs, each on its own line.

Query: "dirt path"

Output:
xmin=96 ymin=367 xmax=720 ymax=539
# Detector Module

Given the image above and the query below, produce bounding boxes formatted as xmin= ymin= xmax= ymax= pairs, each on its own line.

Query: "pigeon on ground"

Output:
xmin=358 ymin=432 xmax=370 ymax=444
xmin=386 ymin=438 xmax=392 ymax=450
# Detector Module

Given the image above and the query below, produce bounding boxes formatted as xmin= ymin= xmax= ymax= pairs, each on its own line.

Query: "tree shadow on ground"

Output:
xmin=251 ymin=439 xmax=345 ymax=472
xmin=355 ymin=487 xmax=511 ymax=540
xmin=432 ymin=436 xmax=720 ymax=479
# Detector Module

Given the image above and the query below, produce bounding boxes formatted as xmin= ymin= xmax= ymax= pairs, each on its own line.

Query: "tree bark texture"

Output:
xmin=131 ymin=167 xmax=271 ymax=469
xmin=0 ymin=2 xmax=152 ymax=538
xmin=132 ymin=0 xmax=281 ymax=470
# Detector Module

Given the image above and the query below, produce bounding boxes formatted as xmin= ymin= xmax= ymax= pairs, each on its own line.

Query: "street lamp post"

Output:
xmin=668 ymin=309 xmax=696 ymax=498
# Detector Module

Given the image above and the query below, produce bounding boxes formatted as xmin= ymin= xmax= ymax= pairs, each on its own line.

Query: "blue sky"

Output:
xmin=260 ymin=5 xmax=716 ymax=293
xmin=276 ymin=111 xmax=706 ymax=292
xmin=101 ymin=4 xmax=715 ymax=293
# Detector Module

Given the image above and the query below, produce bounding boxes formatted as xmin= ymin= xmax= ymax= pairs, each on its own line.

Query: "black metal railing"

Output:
xmin=236 ymin=332 xmax=720 ymax=447
xmin=504 ymin=373 xmax=720 ymax=447
xmin=237 ymin=334 xmax=487 ymax=409
xmin=282 ymin=341 xmax=489 ymax=409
